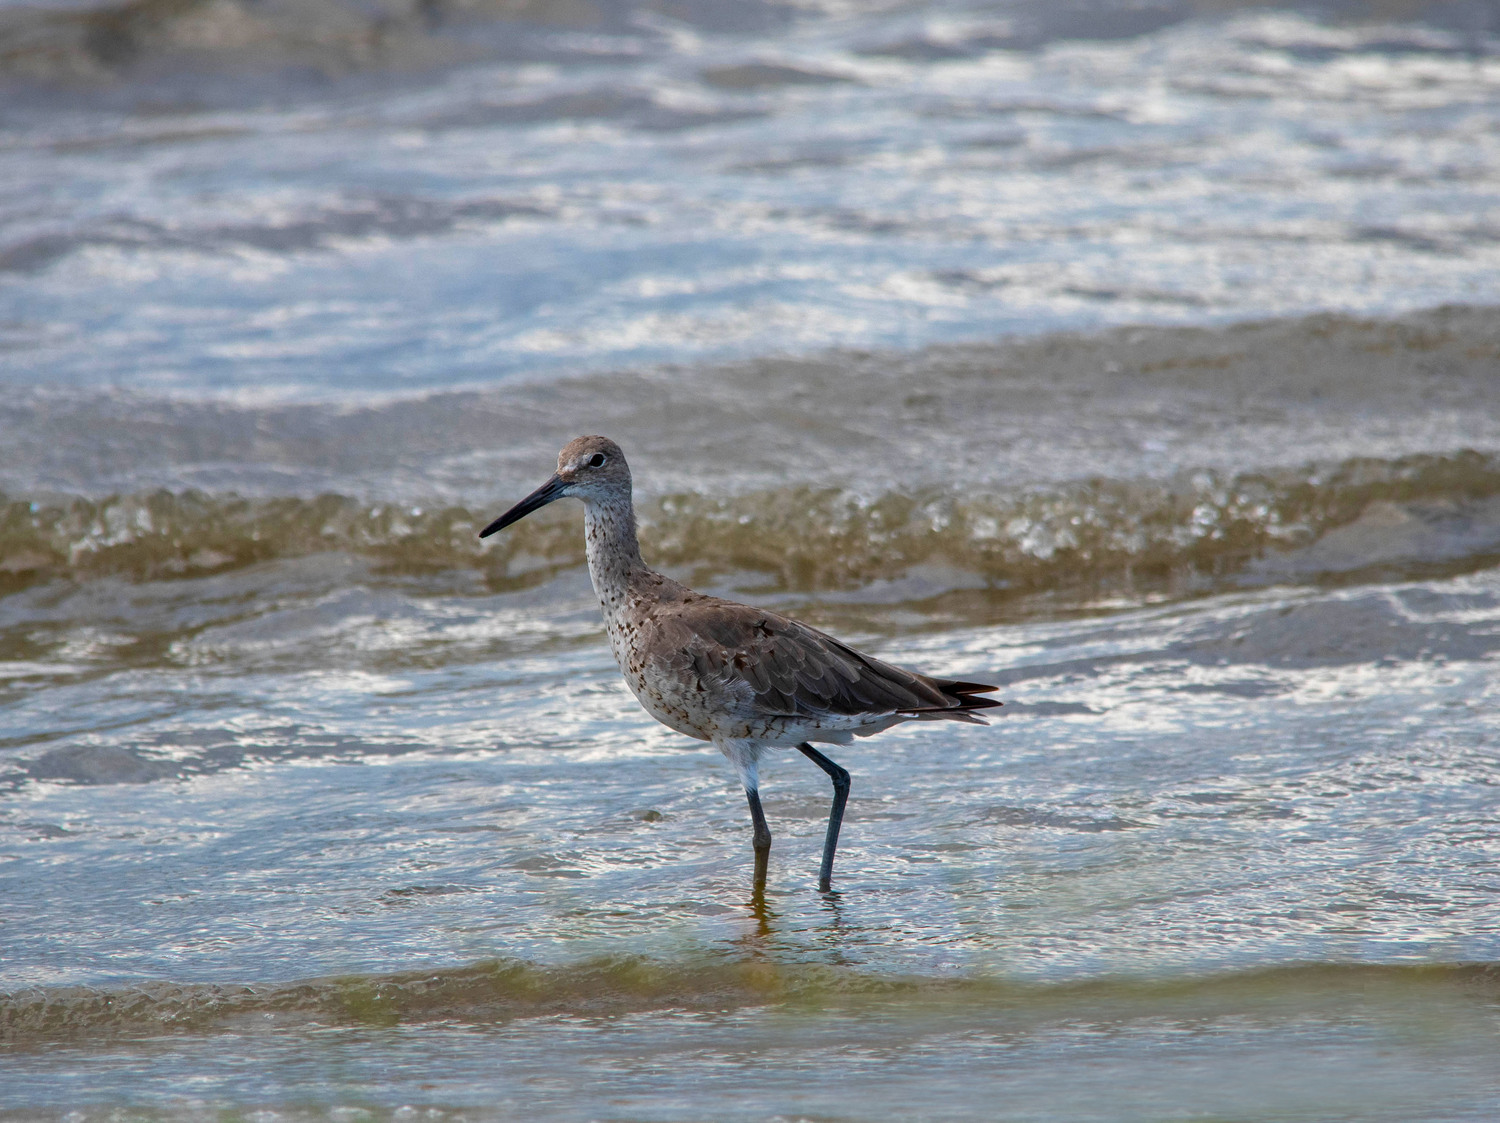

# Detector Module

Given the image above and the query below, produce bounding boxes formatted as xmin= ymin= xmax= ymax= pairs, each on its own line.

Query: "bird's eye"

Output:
xmin=588 ymin=453 xmax=607 ymax=468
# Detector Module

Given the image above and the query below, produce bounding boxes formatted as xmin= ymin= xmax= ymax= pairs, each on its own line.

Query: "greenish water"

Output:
xmin=5 ymin=963 xmax=1500 ymax=1119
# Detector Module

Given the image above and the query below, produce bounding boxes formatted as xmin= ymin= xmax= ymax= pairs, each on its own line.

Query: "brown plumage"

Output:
xmin=651 ymin=595 xmax=997 ymax=729
xmin=481 ymin=436 xmax=1001 ymax=893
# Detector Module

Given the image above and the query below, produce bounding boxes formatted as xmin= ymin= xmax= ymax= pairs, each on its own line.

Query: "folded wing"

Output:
xmin=649 ymin=596 xmax=1001 ymax=724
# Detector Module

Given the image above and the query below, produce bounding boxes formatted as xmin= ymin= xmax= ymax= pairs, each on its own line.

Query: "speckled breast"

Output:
xmin=603 ymin=612 xmax=718 ymax=742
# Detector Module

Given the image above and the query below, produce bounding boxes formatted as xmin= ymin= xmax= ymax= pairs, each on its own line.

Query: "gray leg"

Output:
xmin=798 ymin=743 xmax=850 ymax=892
xmin=745 ymin=787 xmax=772 ymax=889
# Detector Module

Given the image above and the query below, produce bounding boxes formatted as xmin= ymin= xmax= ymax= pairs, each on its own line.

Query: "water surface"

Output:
xmin=2 ymin=0 xmax=1499 ymax=1116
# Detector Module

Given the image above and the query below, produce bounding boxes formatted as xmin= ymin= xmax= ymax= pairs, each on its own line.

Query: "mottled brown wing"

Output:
xmin=650 ymin=597 xmax=997 ymax=720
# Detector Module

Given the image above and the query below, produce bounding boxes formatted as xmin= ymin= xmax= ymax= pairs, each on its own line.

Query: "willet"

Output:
xmin=480 ymin=436 xmax=1001 ymax=892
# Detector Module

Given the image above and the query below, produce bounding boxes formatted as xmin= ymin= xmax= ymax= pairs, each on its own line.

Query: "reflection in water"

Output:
xmin=746 ymin=887 xmax=777 ymax=943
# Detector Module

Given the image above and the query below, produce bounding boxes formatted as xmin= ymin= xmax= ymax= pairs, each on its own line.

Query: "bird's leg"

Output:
xmin=798 ymin=743 xmax=850 ymax=892
xmin=744 ymin=787 xmax=772 ymax=890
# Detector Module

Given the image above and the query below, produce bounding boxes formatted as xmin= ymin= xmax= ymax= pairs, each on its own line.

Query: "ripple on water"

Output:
xmin=2 ymin=570 xmax=1498 ymax=992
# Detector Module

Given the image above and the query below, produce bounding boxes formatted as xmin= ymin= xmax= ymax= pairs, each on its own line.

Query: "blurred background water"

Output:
xmin=1 ymin=0 xmax=1499 ymax=1117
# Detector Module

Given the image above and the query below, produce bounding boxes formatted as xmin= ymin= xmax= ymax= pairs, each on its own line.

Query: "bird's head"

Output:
xmin=479 ymin=436 xmax=631 ymax=538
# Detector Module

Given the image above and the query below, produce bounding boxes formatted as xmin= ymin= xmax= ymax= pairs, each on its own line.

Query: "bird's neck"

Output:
xmin=582 ymin=495 xmax=646 ymax=612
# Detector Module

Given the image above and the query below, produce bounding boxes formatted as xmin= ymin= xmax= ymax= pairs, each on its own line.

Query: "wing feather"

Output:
xmin=646 ymin=595 xmax=999 ymax=723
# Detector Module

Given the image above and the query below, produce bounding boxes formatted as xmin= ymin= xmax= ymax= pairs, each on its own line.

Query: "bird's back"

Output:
xmin=607 ymin=568 xmax=999 ymax=745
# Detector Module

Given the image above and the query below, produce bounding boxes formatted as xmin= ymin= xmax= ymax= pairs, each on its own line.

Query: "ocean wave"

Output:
xmin=0 ymin=0 xmax=631 ymax=90
xmin=2 ymin=955 xmax=1494 ymax=1047
xmin=0 ymin=195 xmax=555 ymax=276
xmin=3 ymin=451 xmax=1498 ymax=597
xmin=5 ymin=0 xmax=1488 ymax=95
xmin=6 ymin=0 xmax=1490 ymax=101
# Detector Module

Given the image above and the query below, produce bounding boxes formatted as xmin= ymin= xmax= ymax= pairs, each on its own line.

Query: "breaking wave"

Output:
xmin=3 ymin=955 xmax=1495 ymax=1047
xmin=4 ymin=0 xmax=1491 ymax=99
xmin=4 ymin=451 xmax=1499 ymax=597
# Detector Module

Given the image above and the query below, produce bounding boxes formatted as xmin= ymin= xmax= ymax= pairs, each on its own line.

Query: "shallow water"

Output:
xmin=4 ymin=965 xmax=1500 ymax=1120
xmin=3 ymin=0 xmax=1500 ymax=1117
xmin=6 ymin=566 xmax=1500 ymax=986
xmin=4 ymin=506 xmax=1500 ymax=1114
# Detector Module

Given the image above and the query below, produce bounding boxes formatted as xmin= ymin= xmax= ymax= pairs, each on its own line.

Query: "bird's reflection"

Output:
xmin=737 ymin=880 xmax=850 ymax=948
xmin=747 ymin=884 xmax=776 ymax=939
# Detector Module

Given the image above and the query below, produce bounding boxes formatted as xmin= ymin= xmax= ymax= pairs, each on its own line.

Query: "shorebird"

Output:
xmin=480 ymin=436 xmax=1001 ymax=892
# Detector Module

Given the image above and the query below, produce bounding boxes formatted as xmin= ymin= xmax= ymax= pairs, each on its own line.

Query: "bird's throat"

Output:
xmin=582 ymin=497 xmax=646 ymax=612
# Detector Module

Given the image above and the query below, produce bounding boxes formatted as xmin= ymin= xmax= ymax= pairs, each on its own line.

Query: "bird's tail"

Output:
xmin=909 ymin=677 xmax=1003 ymax=725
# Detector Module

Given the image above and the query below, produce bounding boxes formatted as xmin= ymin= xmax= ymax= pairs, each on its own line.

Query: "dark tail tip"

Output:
xmin=945 ymin=679 xmax=1000 ymax=697
xmin=937 ymin=678 xmax=1003 ymax=709
xmin=957 ymin=696 xmax=1004 ymax=710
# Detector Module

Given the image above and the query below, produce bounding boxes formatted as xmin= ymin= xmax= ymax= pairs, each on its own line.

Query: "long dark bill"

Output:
xmin=478 ymin=474 xmax=567 ymax=538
